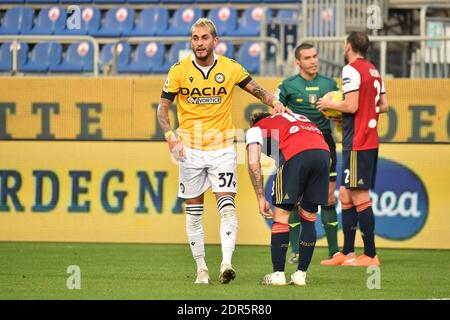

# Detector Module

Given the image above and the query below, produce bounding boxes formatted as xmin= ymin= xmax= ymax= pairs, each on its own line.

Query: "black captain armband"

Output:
xmin=161 ymin=91 xmax=176 ymax=102
xmin=238 ymin=76 xmax=252 ymax=89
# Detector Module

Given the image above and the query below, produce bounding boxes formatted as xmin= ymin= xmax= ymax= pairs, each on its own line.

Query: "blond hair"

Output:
xmin=191 ymin=18 xmax=218 ymax=38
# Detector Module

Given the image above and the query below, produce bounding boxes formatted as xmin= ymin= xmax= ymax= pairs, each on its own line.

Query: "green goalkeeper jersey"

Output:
xmin=275 ymin=73 xmax=339 ymax=134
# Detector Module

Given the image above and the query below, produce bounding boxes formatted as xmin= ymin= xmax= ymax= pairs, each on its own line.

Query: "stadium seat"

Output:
xmin=91 ymin=7 xmax=134 ymax=37
xmin=0 ymin=0 xmax=24 ymax=3
xmin=56 ymin=6 xmax=101 ymax=35
xmin=93 ymin=0 xmax=126 ymax=3
xmin=26 ymin=0 xmax=58 ymax=3
xmin=236 ymin=42 xmax=260 ymax=73
xmin=0 ymin=42 xmax=28 ymax=72
xmin=207 ymin=7 xmax=237 ymax=36
xmin=99 ymin=42 xmax=131 ymax=73
xmin=0 ymin=7 xmax=33 ymax=35
xmin=157 ymin=7 xmax=203 ymax=36
xmin=25 ymin=7 xmax=67 ymax=35
xmin=118 ymin=42 xmax=165 ymax=73
xmin=276 ymin=9 xmax=300 ymax=23
xmin=50 ymin=41 xmax=93 ymax=73
xmin=20 ymin=42 xmax=62 ymax=72
xmin=60 ymin=0 xmax=92 ymax=3
xmin=161 ymin=0 xmax=193 ymax=3
xmin=128 ymin=0 xmax=160 ymax=3
xmin=229 ymin=0 xmax=262 ymax=3
xmin=196 ymin=0 xmax=227 ymax=3
xmin=215 ymin=41 xmax=234 ymax=59
xmin=123 ymin=7 xmax=169 ymax=36
xmin=228 ymin=7 xmax=272 ymax=37
xmin=307 ymin=7 xmax=336 ymax=37
xmin=152 ymin=42 xmax=191 ymax=73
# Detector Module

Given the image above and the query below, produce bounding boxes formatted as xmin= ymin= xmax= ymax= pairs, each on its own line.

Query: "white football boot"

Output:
xmin=219 ymin=263 xmax=236 ymax=284
xmin=194 ymin=268 xmax=211 ymax=284
xmin=261 ymin=271 xmax=287 ymax=286
xmin=290 ymin=270 xmax=307 ymax=286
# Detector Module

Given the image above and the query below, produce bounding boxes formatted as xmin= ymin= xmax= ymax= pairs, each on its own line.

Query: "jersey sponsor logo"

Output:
xmin=179 ymin=87 xmax=227 ymax=96
xmin=370 ymin=157 xmax=428 ymax=240
xmin=187 ymin=96 xmax=221 ymax=104
xmin=343 ymin=77 xmax=351 ymax=85
xmin=369 ymin=68 xmax=380 ymax=77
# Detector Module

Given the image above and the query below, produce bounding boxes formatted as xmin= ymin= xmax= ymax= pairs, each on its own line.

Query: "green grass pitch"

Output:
xmin=0 ymin=242 xmax=449 ymax=300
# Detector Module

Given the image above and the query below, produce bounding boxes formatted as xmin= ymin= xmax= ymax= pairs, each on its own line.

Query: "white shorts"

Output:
xmin=178 ymin=145 xmax=237 ymax=199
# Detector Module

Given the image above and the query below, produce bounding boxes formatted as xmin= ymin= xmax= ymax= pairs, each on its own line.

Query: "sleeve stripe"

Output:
xmin=343 ymin=88 xmax=359 ymax=94
xmin=161 ymin=91 xmax=177 ymax=101
xmin=238 ymin=76 xmax=252 ymax=89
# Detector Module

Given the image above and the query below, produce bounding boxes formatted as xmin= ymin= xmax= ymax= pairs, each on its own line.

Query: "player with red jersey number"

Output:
xmin=317 ymin=32 xmax=389 ymax=267
xmin=246 ymin=112 xmax=330 ymax=286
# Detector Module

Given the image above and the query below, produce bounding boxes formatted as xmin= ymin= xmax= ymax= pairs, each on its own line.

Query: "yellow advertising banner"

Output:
xmin=0 ymin=141 xmax=449 ymax=249
xmin=0 ymin=78 xmax=449 ymax=142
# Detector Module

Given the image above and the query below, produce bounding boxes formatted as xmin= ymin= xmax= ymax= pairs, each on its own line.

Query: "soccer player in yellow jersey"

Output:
xmin=157 ymin=18 xmax=287 ymax=284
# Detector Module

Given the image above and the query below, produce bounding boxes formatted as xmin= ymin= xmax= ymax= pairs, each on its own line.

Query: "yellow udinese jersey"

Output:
xmin=162 ymin=53 xmax=251 ymax=150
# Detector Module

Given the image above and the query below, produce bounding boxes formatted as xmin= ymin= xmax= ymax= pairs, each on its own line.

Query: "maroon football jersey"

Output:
xmin=341 ymin=58 xmax=386 ymax=151
xmin=249 ymin=113 xmax=330 ymax=162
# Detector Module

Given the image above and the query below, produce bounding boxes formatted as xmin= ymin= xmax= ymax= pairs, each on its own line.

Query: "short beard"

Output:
xmin=344 ymin=54 xmax=349 ymax=65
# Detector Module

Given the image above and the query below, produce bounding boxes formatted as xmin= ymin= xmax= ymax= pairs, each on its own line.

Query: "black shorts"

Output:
xmin=323 ymin=133 xmax=337 ymax=182
xmin=272 ymin=149 xmax=330 ymax=210
xmin=341 ymin=149 xmax=378 ymax=189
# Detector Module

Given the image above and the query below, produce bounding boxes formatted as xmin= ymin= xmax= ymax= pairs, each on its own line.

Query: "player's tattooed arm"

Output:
xmin=243 ymin=80 xmax=274 ymax=105
xmin=247 ymin=143 xmax=273 ymax=218
xmin=247 ymin=143 xmax=264 ymax=198
xmin=157 ymin=97 xmax=173 ymax=134
xmin=157 ymin=97 xmax=186 ymax=161
xmin=243 ymin=80 xmax=288 ymax=114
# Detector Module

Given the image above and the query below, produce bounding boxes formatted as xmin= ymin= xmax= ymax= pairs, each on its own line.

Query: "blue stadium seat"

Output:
xmin=196 ymin=0 xmax=226 ymax=3
xmin=265 ymin=0 xmax=299 ymax=3
xmin=207 ymin=7 xmax=237 ymax=36
xmin=157 ymin=7 xmax=203 ymax=36
xmin=215 ymin=41 xmax=234 ymax=59
xmin=236 ymin=42 xmax=260 ymax=73
xmin=0 ymin=42 xmax=28 ymax=72
xmin=50 ymin=41 xmax=93 ymax=73
xmin=0 ymin=7 xmax=33 ymax=35
xmin=91 ymin=7 xmax=134 ymax=37
xmin=123 ymin=7 xmax=168 ymax=36
xmin=25 ymin=7 xmax=66 ymax=35
xmin=93 ymin=0 xmax=126 ymax=3
xmin=0 ymin=0 xmax=25 ymax=3
xmin=26 ymin=0 xmax=58 ymax=3
xmin=128 ymin=0 xmax=160 ymax=3
xmin=152 ymin=42 xmax=191 ymax=73
xmin=60 ymin=0 xmax=92 ymax=3
xmin=276 ymin=9 xmax=300 ymax=23
xmin=307 ymin=7 xmax=336 ymax=37
xmin=59 ymin=6 xmax=101 ymax=35
xmin=228 ymin=7 xmax=272 ymax=37
xmin=118 ymin=42 xmax=165 ymax=73
xmin=20 ymin=42 xmax=62 ymax=72
xmin=99 ymin=42 xmax=131 ymax=72
xmin=229 ymin=0 xmax=262 ymax=3
xmin=161 ymin=0 xmax=193 ymax=3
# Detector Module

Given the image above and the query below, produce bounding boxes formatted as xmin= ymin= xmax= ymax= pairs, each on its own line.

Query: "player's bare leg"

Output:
xmin=186 ymin=193 xmax=210 ymax=284
xmin=215 ymin=191 xmax=237 ymax=284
